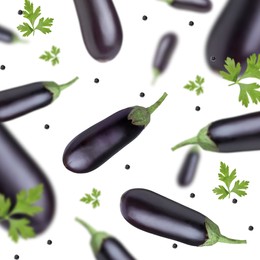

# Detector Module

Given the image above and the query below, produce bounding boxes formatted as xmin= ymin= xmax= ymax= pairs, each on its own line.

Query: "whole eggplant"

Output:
xmin=63 ymin=93 xmax=168 ymax=173
xmin=0 ymin=77 xmax=78 ymax=122
xmin=120 ymin=188 xmax=246 ymax=246
xmin=152 ymin=32 xmax=178 ymax=84
xmin=73 ymin=0 xmax=123 ymax=61
xmin=177 ymin=146 xmax=200 ymax=186
xmin=160 ymin=0 xmax=212 ymax=12
xmin=172 ymin=111 xmax=260 ymax=152
xmin=0 ymin=124 xmax=55 ymax=233
xmin=206 ymin=0 xmax=260 ymax=72
xmin=75 ymin=217 xmax=136 ymax=260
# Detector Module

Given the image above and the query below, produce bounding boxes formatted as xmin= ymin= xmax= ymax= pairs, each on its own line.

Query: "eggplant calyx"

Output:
xmin=44 ymin=76 xmax=79 ymax=101
xmin=171 ymin=125 xmax=218 ymax=152
xmin=128 ymin=92 xmax=168 ymax=127
xmin=128 ymin=106 xmax=151 ymax=127
xmin=75 ymin=217 xmax=110 ymax=254
xmin=202 ymin=218 xmax=247 ymax=246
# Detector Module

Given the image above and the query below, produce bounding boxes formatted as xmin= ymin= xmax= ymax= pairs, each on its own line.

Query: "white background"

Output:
xmin=0 ymin=0 xmax=258 ymax=259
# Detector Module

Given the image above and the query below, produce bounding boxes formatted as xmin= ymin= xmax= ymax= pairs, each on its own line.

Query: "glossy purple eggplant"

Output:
xmin=0 ymin=124 xmax=55 ymax=234
xmin=120 ymin=188 xmax=246 ymax=246
xmin=206 ymin=0 xmax=260 ymax=72
xmin=0 ymin=77 xmax=78 ymax=122
xmin=152 ymin=32 xmax=177 ymax=84
xmin=172 ymin=111 xmax=260 ymax=153
xmin=177 ymin=146 xmax=200 ymax=186
xmin=0 ymin=25 xmax=21 ymax=43
xmin=75 ymin=217 xmax=136 ymax=260
xmin=73 ymin=0 xmax=123 ymax=61
xmin=160 ymin=0 xmax=212 ymax=12
xmin=63 ymin=93 xmax=168 ymax=173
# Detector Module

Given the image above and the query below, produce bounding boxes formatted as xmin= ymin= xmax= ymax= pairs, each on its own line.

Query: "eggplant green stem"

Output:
xmin=128 ymin=92 xmax=168 ymax=127
xmin=75 ymin=217 xmax=97 ymax=236
xmin=171 ymin=125 xmax=218 ymax=152
xmin=157 ymin=0 xmax=174 ymax=4
xmin=202 ymin=218 xmax=246 ymax=246
xmin=45 ymin=76 xmax=79 ymax=101
xmin=151 ymin=68 xmax=161 ymax=85
xmin=190 ymin=145 xmax=200 ymax=153
xmin=58 ymin=77 xmax=79 ymax=91
xmin=12 ymin=34 xmax=27 ymax=44
xmin=172 ymin=136 xmax=198 ymax=151
xmin=147 ymin=92 xmax=168 ymax=115
xmin=75 ymin=217 xmax=109 ymax=255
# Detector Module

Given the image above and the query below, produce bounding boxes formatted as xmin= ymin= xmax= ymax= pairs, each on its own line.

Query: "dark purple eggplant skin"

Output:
xmin=170 ymin=0 xmax=212 ymax=12
xmin=0 ymin=25 xmax=14 ymax=43
xmin=96 ymin=237 xmax=136 ymax=260
xmin=63 ymin=107 xmax=144 ymax=173
xmin=0 ymin=83 xmax=52 ymax=122
xmin=153 ymin=33 xmax=177 ymax=73
xmin=120 ymin=188 xmax=207 ymax=246
xmin=73 ymin=0 xmax=123 ymax=61
xmin=0 ymin=124 xmax=55 ymax=233
xmin=206 ymin=0 xmax=260 ymax=72
xmin=0 ymin=77 xmax=78 ymax=122
xmin=208 ymin=111 xmax=260 ymax=152
xmin=177 ymin=147 xmax=200 ymax=186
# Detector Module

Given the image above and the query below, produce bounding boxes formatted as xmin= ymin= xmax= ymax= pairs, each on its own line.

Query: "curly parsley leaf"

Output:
xmin=0 ymin=184 xmax=44 ymax=242
xmin=213 ymin=162 xmax=249 ymax=200
xmin=238 ymin=83 xmax=260 ymax=107
xmin=220 ymin=54 xmax=260 ymax=107
xmin=35 ymin=17 xmax=54 ymax=34
xmin=231 ymin=180 xmax=249 ymax=197
xmin=184 ymin=75 xmax=204 ymax=95
xmin=9 ymin=219 xmax=35 ymax=242
xmin=10 ymin=184 xmax=43 ymax=216
xmin=80 ymin=188 xmax=101 ymax=208
xmin=40 ymin=46 xmax=60 ymax=66
xmin=0 ymin=195 xmax=11 ymax=218
xmin=17 ymin=0 xmax=54 ymax=37
xmin=212 ymin=185 xmax=229 ymax=200
xmin=219 ymin=57 xmax=241 ymax=83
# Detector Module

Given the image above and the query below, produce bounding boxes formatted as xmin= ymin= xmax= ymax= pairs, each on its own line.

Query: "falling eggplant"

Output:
xmin=0 ymin=25 xmax=22 ymax=43
xmin=0 ymin=124 xmax=55 ymax=234
xmin=171 ymin=111 xmax=260 ymax=153
xmin=177 ymin=146 xmax=200 ymax=186
xmin=159 ymin=0 xmax=212 ymax=12
xmin=152 ymin=32 xmax=178 ymax=84
xmin=0 ymin=77 xmax=78 ymax=122
xmin=75 ymin=217 xmax=136 ymax=260
xmin=206 ymin=0 xmax=260 ymax=72
xmin=120 ymin=188 xmax=246 ymax=246
xmin=63 ymin=92 xmax=168 ymax=173
xmin=73 ymin=0 xmax=123 ymax=61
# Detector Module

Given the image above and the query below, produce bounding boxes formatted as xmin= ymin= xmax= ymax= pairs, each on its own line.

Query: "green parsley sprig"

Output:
xmin=220 ymin=54 xmax=260 ymax=107
xmin=184 ymin=75 xmax=204 ymax=95
xmin=17 ymin=0 xmax=54 ymax=37
xmin=80 ymin=188 xmax=101 ymax=208
xmin=0 ymin=184 xmax=44 ymax=242
xmin=40 ymin=46 xmax=60 ymax=66
xmin=213 ymin=162 xmax=249 ymax=200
